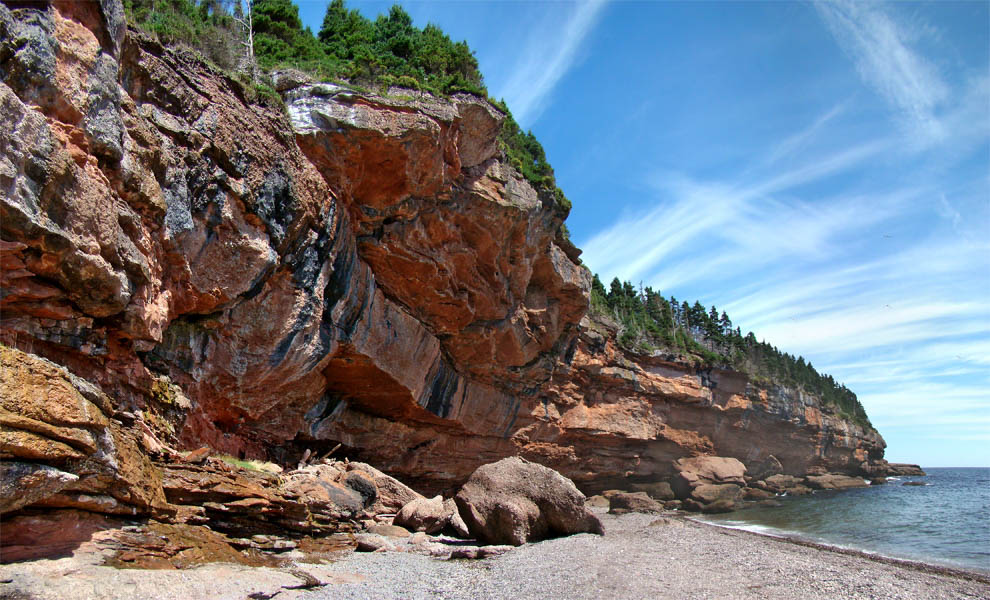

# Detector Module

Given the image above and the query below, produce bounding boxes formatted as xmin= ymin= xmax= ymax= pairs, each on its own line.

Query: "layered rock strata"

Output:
xmin=1 ymin=0 xmax=889 ymax=559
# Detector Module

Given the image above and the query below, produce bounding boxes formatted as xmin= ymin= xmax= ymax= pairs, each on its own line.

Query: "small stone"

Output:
xmin=272 ymin=540 xmax=297 ymax=551
xmin=408 ymin=532 xmax=430 ymax=545
xmin=585 ymin=495 xmax=610 ymax=508
xmin=182 ymin=447 xmax=212 ymax=464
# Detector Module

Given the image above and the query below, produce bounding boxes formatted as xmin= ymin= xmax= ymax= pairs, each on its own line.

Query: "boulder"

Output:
xmin=344 ymin=462 xmax=424 ymax=513
xmin=394 ymin=495 xmax=447 ymax=534
xmin=408 ymin=532 xmax=430 ymax=545
xmin=393 ymin=495 xmax=469 ymax=537
xmin=608 ymin=492 xmax=664 ymax=515
xmin=902 ymin=481 xmax=927 ymax=487
xmin=672 ymin=456 xmax=746 ymax=499
xmin=871 ymin=477 xmax=888 ymax=485
xmin=454 ymin=457 xmax=604 ymax=546
xmin=281 ymin=466 xmax=365 ymax=514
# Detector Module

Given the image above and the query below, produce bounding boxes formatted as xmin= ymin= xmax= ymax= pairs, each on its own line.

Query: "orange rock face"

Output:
xmin=0 ymin=0 xmax=885 ymax=523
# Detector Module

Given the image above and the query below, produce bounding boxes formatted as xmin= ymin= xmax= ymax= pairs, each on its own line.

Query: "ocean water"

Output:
xmin=698 ymin=467 xmax=990 ymax=574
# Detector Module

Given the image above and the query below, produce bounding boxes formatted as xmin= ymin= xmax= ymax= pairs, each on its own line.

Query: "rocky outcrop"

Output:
xmin=805 ymin=473 xmax=869 ymax=490
xmin=454 ymin=457 xmax=604 ymax=545
xmin=0 ymin=0 xmax=890 ymax=562
xmin=887 ymin=463 xmax=926 ymax=476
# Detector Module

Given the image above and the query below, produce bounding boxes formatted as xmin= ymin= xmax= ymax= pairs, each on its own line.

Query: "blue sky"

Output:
xmin=297 ymin=1 xmax=989 ymax=468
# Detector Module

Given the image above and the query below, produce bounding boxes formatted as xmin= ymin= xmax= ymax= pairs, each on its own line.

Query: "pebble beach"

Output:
xmin=4 ymin=509 xmax=987 ymax=600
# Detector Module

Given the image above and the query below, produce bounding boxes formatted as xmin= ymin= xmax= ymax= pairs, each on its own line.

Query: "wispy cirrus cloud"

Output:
xmin=579 ymin=55 xmax=989 ymax=464
xmin=493 ymin=0 xmax=607 ymax=127
xmin=815 ymin=0 xmax=948 ymax=143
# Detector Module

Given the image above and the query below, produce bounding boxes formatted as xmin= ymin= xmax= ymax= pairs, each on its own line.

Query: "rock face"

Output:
xmin=454 ymin=457 xmax=604 ymax=545
xmin=0 ymin=0 xmax=890 ymax=559
xmin=0 ymin=347 xmax=168 ymax=518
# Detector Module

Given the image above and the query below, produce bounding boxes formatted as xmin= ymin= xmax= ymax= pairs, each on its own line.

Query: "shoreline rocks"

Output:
xmin=887 ymin=463 xmax=927 ymax=476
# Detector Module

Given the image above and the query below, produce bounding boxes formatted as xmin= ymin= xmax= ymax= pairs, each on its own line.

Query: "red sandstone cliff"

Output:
xmin=0 ymin=0 xmax=887 ymax=545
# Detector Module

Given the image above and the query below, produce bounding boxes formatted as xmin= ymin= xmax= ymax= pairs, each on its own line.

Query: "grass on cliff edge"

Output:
xmin=124 ymin=0 xmax=571 ymax=222
xmin=216 ymin=454 xmax=283 ymax=474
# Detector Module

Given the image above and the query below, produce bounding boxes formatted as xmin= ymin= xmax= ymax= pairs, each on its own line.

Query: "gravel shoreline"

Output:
xmin=311 ymin=510 xmax=990 ymax=600
xmin=3 ymin=510 xmax=987 ymax=599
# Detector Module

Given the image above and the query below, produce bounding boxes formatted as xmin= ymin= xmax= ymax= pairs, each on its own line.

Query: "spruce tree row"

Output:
xmin=590 ymin=275 xmax=871 ymax=428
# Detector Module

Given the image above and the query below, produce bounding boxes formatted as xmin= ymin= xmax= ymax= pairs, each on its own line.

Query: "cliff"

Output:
xmin=0 ymin=0 xmax=887 ymax=556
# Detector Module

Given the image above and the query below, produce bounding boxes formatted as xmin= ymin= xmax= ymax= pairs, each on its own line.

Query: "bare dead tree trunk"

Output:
xmin=231 ymin=1 xmax=256 ymax=81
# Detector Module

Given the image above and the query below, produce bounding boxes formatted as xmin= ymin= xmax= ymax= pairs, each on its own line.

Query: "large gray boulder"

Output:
xmin=454 ymin=457 xmax=604 ymax=546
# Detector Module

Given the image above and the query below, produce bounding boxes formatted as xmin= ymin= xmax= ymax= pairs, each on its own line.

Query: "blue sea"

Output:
xmin=699 ymin=467 xmax=990 ymax=574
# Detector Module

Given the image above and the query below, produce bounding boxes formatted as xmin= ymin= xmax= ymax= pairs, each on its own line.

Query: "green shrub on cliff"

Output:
xmin=590 ymin=275 xmax=872 ymax=428
xmin=124 ymin=0 xmax=245 ymax=70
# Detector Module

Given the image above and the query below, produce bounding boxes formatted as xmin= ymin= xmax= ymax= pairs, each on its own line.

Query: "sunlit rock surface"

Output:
xmin=1 ymin=0 xmax=887 ymax=554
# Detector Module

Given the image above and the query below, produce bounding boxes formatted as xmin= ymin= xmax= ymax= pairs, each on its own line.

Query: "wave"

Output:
xmin=689 ymin=516 xmax=990 ymax=575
